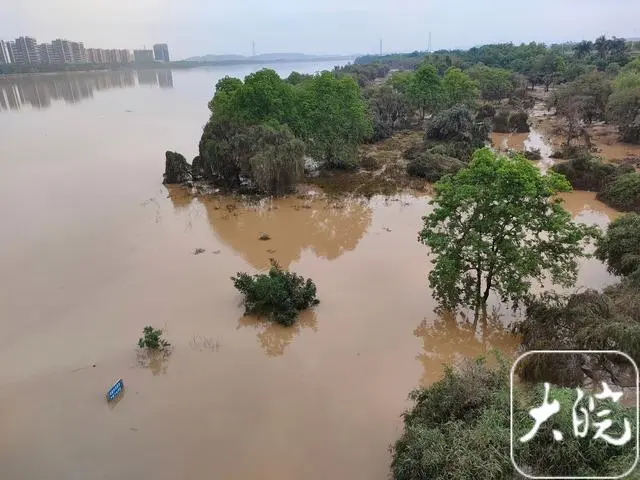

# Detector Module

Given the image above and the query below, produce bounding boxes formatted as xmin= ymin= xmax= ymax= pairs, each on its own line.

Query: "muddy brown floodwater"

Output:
xmin=0 ymin=68 xmax=624 ymax=480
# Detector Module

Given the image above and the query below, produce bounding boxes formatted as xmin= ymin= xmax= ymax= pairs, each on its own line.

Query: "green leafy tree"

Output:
xmin=553 ymin=71 xmax=612 ymax=123
xmin=419 ymin=148 xmax=597 ymax=317
xmin=208 ymin=76 xmax=244 ymax=118
xmin=467 ymin=64 xmax=513 ymax=101
xmin=366 ymin=85 xmax=411 ymax=140
xmin=606 ymin=74 xmax=640 ymax=143
xmin=596 ymin=213 xmax=640 ymax=276
xmin=423 ymin=105 xmax=489 ymax=160
xmin=574 ymin=40 xmax=593 ymax=58
xmin=296 ymin=72 xmax=372 ymax=168
xmin=231 ymin=69 xmax=298 ymax=126
xmin=388 ymin=70 xmax=413 ymax=94
xmin=407 ymin=63 xmax=444 ymax=120
xmin=442 ymin=67 xmax=479 ymax=108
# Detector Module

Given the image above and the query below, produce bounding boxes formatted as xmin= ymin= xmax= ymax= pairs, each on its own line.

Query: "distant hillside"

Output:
xmin=184 ymin=54 xmax=246 ymax=62
xmin=185 ymin=52 xmax=352 ymax=62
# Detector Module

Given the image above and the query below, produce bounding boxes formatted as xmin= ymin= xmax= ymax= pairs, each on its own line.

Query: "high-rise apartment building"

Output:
xmin=0 ymin=40 xmax=12 ymax=64
xmin=71 ymin=42 xmax=87 ymax=63
xmin=38 ymin=43 xmax=55 ymax=64
xmin=133 ymin=49 xmax=154 ymax=62
xmin=52 ymin=39 xmax=74 ymax=64
xmin=153 ymin=43 xmax=170 ymax=62
xmin=14 ymin=36 xmax=40 ymax=64
xmin=119 ymin=49 xmax=133 ymax=64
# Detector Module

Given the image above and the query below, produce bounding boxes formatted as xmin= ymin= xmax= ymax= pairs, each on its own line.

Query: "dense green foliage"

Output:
xmin=231 ymin=260 xmax=319 ymax=326
xmin=391 ymin=357 xmax=635 ymax=480
xmin=419 ymin=148 xmax=596 ymax=314
xmin=553 ymin=71 xmax=612 ymax=124
xmin=333 ymin=62 xmax=390 ymax=87
xmin=441 ymin=67 xmax=479 ymax=108
xmin=493 ymin=108 xmax=530 ymax=133
xmin=138 ymin=326 xmax=170 ymax=351
xmin=406 ymin=151 xmax=465 ymax=181
xmin=365 ymin=85 xmax=411 ymax=141
xmin=597 ymin=171 xmax=640 ymax=212
xmin=596 ymin=213 xmax=640 ymax=277
xmin=199 ymin=69 xmax=372 ymax=189
xmin=198 ymin=121 xmax=305 ymax=194
xmin=606 ymin=71 xmax=640 ymax=143
xmin=407 ymin=64 xmax=444 ymax=120
xmin=467 ymin=64 xmax=514 ymax=100
xmin=423 ymin=106 xmax=490 ymax=160
xmin=518 ymin=276 xmax=640 ymax=383
xmin=551 ymin=154 xmax=629 ymax=191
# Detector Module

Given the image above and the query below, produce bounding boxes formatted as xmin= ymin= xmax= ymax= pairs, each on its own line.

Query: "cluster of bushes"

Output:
xmin=391 ymin=357 xmax=635 ymax=480
xmin=405 ymin=151 xmax=465 ymax=181
xmin=514 ymin=212 xmax=640 ymax=388
xmin=231 ymin=260 xmax=319 ymax=327
xmin=492 ymin=108 xmax=530 ymax=133
xmin=334 ymin=63 xmax=391 ymax=87
xmin=552 ymin=154 xmax=640 ymax=211
xmin=552 ymin=154 xmax=629 ymax=190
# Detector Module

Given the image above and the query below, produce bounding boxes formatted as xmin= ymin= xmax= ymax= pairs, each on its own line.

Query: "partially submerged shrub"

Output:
xmin=493 ymin=108 xmax=529 ymax=133
xmin=138 ymin=326 xmax=170 ymax=351
xmin=516 ymin=277 xmax=640 ymax=385
xmin=406 ymin=151 xmax=465 ymax=181
xmin=231 ymin=260 xmax=319 ymax=326
xmin=596 ymin=213 xmax=640 ymax=276
xmin=552 ymin=155 xmax=624 ymax=191
xmin=597 ymin=171 xmax=640 ymax=212
xmin=391 ymin=356 xmax=635 ymax=480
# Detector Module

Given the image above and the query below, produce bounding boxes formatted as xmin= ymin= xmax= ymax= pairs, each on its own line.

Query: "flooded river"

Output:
xmin=0 ymin=65 xmax=623 ymax=479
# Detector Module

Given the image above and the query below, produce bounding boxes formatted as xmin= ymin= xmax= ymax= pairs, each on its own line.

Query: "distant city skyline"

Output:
xmin=0 ymin=0 xmax=637 ymax=59
xmin=0 ymin=34 xmax=170 ymax=66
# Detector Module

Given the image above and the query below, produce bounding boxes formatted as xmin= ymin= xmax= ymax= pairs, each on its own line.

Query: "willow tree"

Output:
xmin=419 ymin=148 xmax=598 ymax=319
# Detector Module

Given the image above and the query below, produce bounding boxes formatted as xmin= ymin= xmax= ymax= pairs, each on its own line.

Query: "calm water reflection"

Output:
xmin=0 ymin=69 xmax=173 ymax=111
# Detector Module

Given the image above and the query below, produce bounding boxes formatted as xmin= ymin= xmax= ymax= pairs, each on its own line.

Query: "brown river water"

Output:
xmin=0 ymin=66 xmax=623 ymax=480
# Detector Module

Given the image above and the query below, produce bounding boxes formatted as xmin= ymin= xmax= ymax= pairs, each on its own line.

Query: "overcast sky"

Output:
xmin=1 ymin=0 xmax=638 ymax=59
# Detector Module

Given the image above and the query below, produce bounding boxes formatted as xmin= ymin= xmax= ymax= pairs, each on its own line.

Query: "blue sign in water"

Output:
xmin=106 ymin=379 xmax=124 ymax=402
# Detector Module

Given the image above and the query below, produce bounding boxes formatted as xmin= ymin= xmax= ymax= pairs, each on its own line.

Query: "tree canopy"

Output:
xmin=441 ymin=67 xmax=479 ymax=108
xmin=419 ymin=148 xmax=596 ymax=315
xmin=198 ymin=68 xmax=372 ymax=190
xmin=467 ymin=64 xmax=514 ymax=100
xmin=596 ymin=213 xmax=640 ymax=277
xmin=407 ymin=64 xmax=443 ymax=120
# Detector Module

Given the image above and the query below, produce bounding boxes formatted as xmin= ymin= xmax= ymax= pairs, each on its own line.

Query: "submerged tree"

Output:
xmin=419 ymin=148 xmax=597 ymax=318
